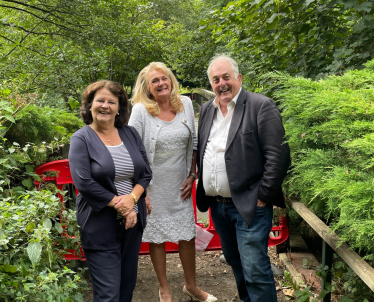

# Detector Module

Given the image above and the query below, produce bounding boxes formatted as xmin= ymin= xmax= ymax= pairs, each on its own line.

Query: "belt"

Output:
xmin=215 ymin=196 xmax=233 ymax=203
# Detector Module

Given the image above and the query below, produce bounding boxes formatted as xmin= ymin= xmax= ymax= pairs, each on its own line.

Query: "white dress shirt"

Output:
xmin=203 ymin=88 xmax=242 ymax=197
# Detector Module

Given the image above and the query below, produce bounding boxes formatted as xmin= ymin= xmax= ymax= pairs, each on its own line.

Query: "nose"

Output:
xmin=217 ymin=78 xmax=225 ymax=86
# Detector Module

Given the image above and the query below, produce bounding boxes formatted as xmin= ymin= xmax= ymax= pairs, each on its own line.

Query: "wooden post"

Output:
xmin=290 ymin=200 xmax=374 ymax=292
xmin=322 ymin=240 xmax=333 ymax=301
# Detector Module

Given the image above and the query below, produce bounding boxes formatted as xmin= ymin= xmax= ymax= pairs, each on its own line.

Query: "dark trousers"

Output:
xmin=84 ymin=221 xmax=143 ymax=302
xmin=210 ymin=202 xmax=277 ymax=302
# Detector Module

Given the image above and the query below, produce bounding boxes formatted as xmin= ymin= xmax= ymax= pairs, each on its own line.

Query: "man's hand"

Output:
xmin=114 ymin=194 xmax=135 ymax=217
xmin=257 ymin=199 xmax=266 ymax=207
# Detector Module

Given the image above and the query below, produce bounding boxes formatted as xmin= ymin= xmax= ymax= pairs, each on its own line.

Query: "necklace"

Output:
xmin=95 ymin=128 xmax=116 ymax=143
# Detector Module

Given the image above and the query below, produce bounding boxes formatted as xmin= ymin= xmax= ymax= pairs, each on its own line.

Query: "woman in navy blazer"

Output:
xmin=69 ymin=80 xmax=152 ymax=302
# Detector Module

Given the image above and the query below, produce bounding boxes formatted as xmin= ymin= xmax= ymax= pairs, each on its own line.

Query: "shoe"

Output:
xmin=182 ymin=285 xmax=218 ymax=302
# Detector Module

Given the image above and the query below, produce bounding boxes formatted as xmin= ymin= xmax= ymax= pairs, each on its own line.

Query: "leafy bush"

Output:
xmin=0 ymin=90 xmax=86 ymax=301
xmin=270 ymin=60 xmax=374 ymax=260
xmin=5 ymin=105 xmax=83 ymax=147
xmin=0 ymin=190 xmax=85 ymax=302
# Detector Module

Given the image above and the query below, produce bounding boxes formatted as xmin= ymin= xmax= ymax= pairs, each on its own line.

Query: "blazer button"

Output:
xmin=183 ymin=119 xmax=187 ymax=123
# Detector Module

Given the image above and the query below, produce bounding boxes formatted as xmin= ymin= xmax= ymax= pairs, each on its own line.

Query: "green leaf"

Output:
xmin=4 ymin=115 xmax=15 ymax=123
xmin=26 ymin=223 xmax=36 ymax=233
xmin=68 ymin=98 xmax=80 ymax=110
xmin=3 ymin=264 xmax=17 ymax=273
xmin=55 ymin=221 xmax=63 ymax=233
xmin=304 ymin=0 xmax=315 ymax=7
xmin=27 ymin=242 xmax=42 ymax=265
xmin=31 ymin=126 xmax=38 ymax=136
xmin=22 ymin=178 xmax=33 ymax=189
xmin=43 ymin=218 xmax=52 ymax=231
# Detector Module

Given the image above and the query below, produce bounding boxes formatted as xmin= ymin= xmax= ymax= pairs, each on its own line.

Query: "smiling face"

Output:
xmin=209 ymin=59 xmax=242 ymax=105
xmin=90 ymin=88 xmax=119 ymax=127
xmin=148 ymin=69 xmax=172 ymax=102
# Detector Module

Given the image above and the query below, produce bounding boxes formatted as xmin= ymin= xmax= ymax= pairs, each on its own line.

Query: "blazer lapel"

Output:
xmin=226 ymin=89 xmax=246 ymax=151
xmin=200 ymin=101 xmax=216 ymax=156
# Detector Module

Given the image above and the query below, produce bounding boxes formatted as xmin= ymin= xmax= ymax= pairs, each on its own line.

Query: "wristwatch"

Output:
xmin=189 ymin=171 xmax=198 ymax=180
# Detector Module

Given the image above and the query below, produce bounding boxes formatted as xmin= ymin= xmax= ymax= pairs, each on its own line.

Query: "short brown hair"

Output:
xmin=80 ymin=80 xmax=129 ymax=127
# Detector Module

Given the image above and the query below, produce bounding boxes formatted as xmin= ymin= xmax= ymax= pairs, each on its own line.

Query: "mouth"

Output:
xmin=99 ymin=111 xmax=110 ymax=115
xmin=157 ymin=87 xmax=168 ymax=92
xmin=220 ymin=88 xmax=229 ymax=93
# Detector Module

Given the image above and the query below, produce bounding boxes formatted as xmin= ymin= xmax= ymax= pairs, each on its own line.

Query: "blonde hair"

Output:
xmin=131 ymin=62 xmax=183 ymax=116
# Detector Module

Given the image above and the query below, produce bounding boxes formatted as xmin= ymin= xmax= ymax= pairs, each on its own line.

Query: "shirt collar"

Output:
xmin=212 ymin=87 xmax=242 ymax=109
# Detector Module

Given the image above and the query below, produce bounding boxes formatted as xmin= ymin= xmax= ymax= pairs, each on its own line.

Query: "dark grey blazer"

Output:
xmin=196 ymin=88 xmax=290 ymax=227
xmin=69 ymin=125 xmax=152 ymax=250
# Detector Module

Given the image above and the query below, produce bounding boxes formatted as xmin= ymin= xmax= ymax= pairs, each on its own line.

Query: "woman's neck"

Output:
xmin=89 ymin=123 xmax=116 ymax=135
xmin=155 ymin=97 xmax=172 ymax=112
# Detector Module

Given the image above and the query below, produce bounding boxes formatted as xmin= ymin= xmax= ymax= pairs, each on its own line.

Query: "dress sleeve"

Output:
xmin=128 ymin=104 xmax=145 ymax=140
xmin=129 ymin=126 xmax=152 ymax=198
xmin=69 ymin=134 xmax=116 ymax=212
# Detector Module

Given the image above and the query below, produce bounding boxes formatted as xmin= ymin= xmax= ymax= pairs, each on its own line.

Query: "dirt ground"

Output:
xmin=83 ymin=246 xmax=288 ymax=302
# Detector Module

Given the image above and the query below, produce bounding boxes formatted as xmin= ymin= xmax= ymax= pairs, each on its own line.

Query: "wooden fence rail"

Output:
xmin=289 ymin=200 xmax=374 ymax=299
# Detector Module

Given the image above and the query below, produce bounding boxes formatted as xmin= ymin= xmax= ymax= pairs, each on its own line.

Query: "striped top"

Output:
xmin=106 ymin=142 xmax=137 ymax=219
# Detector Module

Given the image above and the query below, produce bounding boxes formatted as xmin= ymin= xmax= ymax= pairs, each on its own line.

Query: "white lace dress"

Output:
xmin=128 ymin=97 xmax=197 ymax=243
xmin=142 ymin=113 xmax=195 ymax=243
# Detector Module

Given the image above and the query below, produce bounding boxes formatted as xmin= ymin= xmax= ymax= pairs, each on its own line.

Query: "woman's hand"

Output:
xmin=125 ymin=210 xmax=138 ymax=230
xmin=114 ymin=194 xmax=135 ymax=216
xmin=180 ymin=175 xmax=195 ymax=201
xmin=145 ymin=196 xmax=152 ymax=216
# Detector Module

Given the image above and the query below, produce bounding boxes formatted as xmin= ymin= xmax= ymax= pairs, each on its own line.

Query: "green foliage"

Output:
xmin=203 ymin=0 xmax=374 ymax=91
xmin=0 ymin=89 xmax=86 ymax=301
xmin=270 ymin=61 xmax=374 ymax=260
xmin=5 ymin=105 xmax=83 ymax=146
xmin=0 ymin=190 xmax=85 ymax=302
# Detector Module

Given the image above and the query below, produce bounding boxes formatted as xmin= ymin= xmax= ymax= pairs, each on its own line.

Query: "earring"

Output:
xmin=117 ymin=113 xmax=119 ymax=115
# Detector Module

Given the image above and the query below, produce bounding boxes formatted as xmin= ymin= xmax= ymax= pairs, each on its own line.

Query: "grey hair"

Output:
xmin=206 ymin=54 xmax=240 ymax=83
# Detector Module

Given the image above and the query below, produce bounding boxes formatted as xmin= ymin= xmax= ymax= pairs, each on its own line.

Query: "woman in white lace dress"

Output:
xmin=129 ymin=62 xmax=217 ymax=302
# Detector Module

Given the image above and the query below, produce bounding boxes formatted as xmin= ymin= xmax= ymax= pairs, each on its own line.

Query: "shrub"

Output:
xmin=5 ymin=105 xmax=83 ymax=147
xmin=0 ymin=89 xmax=86 ymax=301
xmin=269 ymin=60 xmax=374 ymax=260
xmin=0 ymin=189 xmax=85 ymax=302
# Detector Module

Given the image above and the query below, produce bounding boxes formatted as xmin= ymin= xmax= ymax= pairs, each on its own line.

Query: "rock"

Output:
xmin=271 ymin=263 xmax=284 ymax=276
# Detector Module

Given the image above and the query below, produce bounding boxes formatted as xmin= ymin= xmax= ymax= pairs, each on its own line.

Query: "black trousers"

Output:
xmin=84 ymin=220 xmax=143 ymax=302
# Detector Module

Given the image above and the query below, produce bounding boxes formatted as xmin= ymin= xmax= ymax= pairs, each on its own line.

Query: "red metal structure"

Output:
xmin=34 ymin=159 xmax=288 ymax=260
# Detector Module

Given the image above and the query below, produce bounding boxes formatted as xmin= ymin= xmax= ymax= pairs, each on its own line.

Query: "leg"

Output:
xmin=119 ymin=221 xmax=143 ymax=302
xmin=149 ymin=242 xmax=173 ymax=302
xmin=210 ymin=202 xmax=250 ymax=302
xmin=179 ymin=239 xmax=208 ymax=301
xmin=84 ymin=248 xmax=121 ymax=302
xmin=235 ymin=206 xmax=277 ymax=302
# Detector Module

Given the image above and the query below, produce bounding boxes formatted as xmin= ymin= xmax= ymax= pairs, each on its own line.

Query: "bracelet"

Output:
xmin=189 ymin=171 xmax=198 ymax=180
xmin=130 ymin=193 xmax=138 ymax=204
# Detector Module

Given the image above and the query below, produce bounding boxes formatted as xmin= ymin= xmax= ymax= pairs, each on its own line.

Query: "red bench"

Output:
xmin=35 ymin=159 xmax=288 ymax=260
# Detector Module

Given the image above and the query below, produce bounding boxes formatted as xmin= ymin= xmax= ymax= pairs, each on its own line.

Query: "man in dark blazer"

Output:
xmin=196 ymin=55 xmax=290 ymax=302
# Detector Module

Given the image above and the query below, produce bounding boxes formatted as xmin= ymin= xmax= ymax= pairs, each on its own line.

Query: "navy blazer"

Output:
xmin=69 ymin=125 xmax=152 ymax=250
xmin=196 ymin=89 xmax=291 ymax=227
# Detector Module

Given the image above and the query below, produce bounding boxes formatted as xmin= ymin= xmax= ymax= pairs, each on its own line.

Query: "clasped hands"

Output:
xmin=114 ymin=195 xmax=137 ymax=230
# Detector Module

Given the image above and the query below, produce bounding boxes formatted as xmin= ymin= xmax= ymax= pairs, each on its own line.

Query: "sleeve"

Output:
xmin=188 ymin=98 xmax=198 ymax=151
xmin=256 ymin=98 xmax=291 ymax=204
xmin=129 ymin=126 xmax=152 ymax=198
xmin=128 ymin=104 xmax=145 ymax=140
xmin=69 ymin=134 xmax=116 ymax=212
